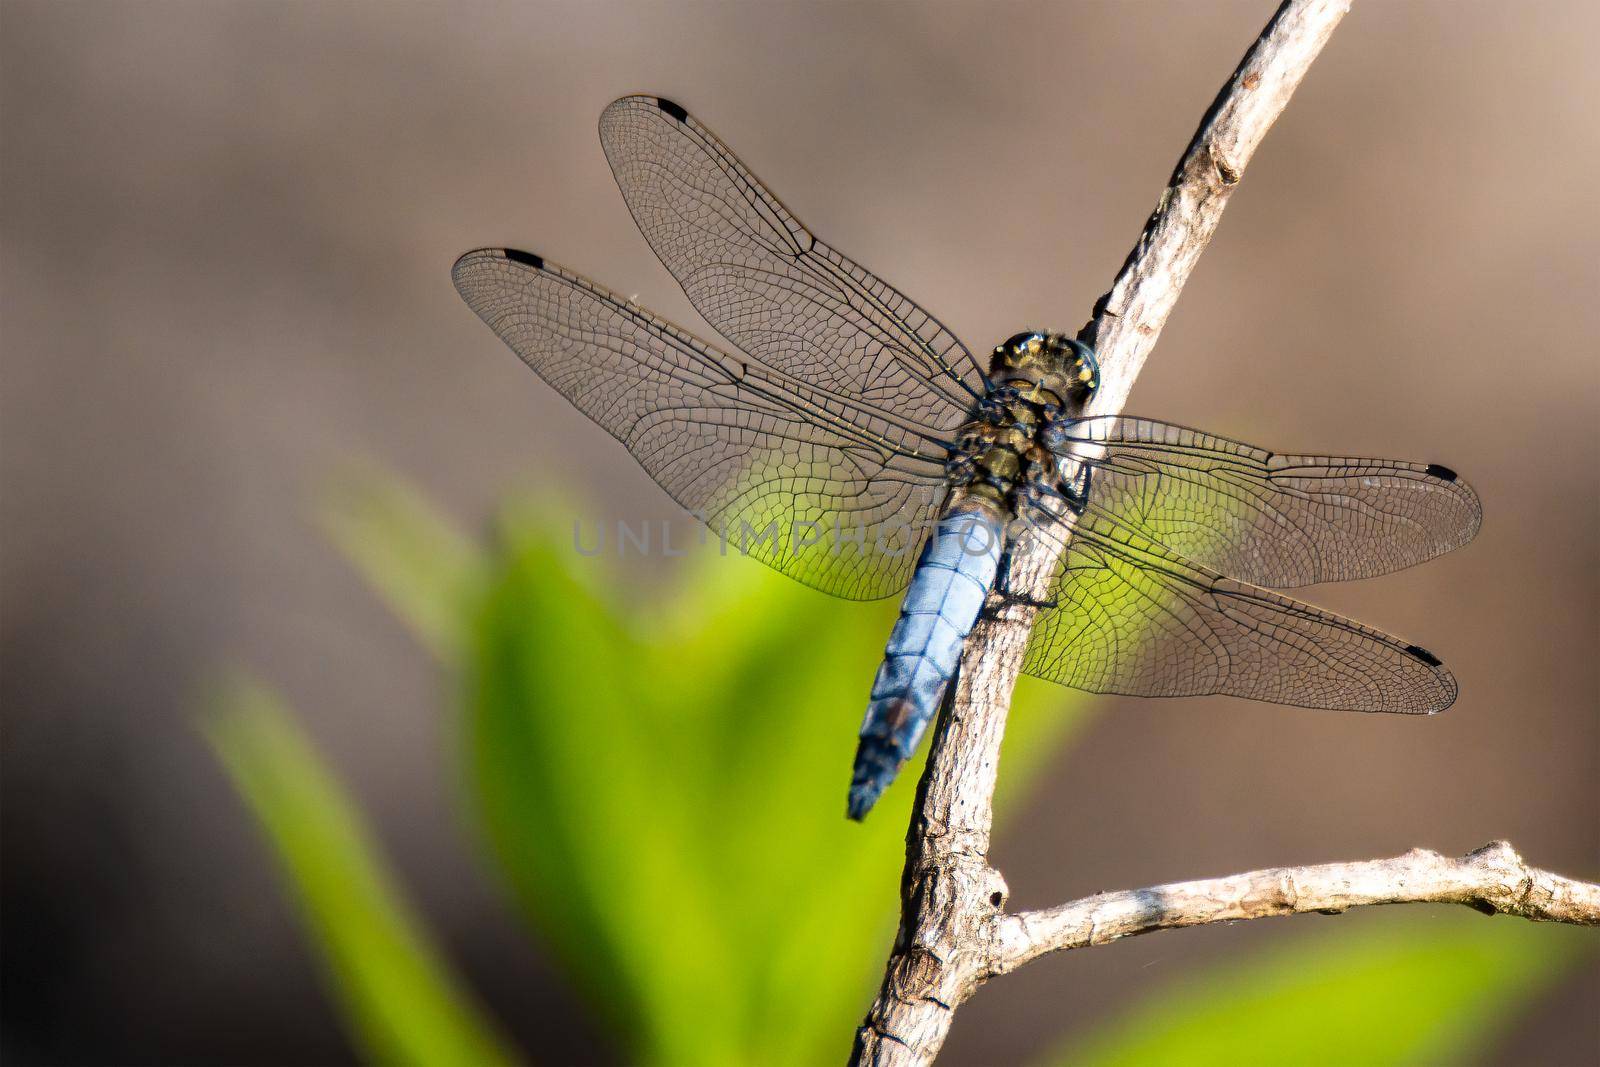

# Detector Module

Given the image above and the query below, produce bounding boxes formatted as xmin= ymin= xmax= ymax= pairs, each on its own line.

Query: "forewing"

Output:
xmin=1021 ymin=509 xmax=1457 ymax=714
xmin=598 ymin=94 xmax=984 ymax=431
xmin=1052 ymin=416 xmax=1481 ymax=587
xmin=453 ymin=248 xmax=950 ymax=600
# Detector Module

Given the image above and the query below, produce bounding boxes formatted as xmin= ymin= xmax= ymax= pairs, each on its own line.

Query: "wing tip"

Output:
xmin=1421 ymin=461 xmax=1484 ymax=549
xmin=501 ymin=247 xmax=545 ymax=270
xmin=608 ymin=94 xmax=689 ymax=123
xmin=654 ymin=97 xmax=689 ymax=123
xmin=452 ymin=247 xmax=544 ymax=273
xmin=1404 ymin=643 xmax=1443 ymax=668
xmin=1403 ymin=643 xmax=1461 ymax=716
xmin=1424 ymin=462 xmax=1459 ymax=483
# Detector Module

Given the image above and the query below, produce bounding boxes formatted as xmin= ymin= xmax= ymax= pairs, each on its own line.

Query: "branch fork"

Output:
xmin=850 ymin=3 xmax=1599 ymax=1063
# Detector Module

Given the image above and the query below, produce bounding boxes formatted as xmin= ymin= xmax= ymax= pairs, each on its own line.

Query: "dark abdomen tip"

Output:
xmin=503 ymin=248 xmax=544 ymax=269
xmin=1424 ymin=463 xmax=1458 ymax=483
xmin=847 ymin=729 xmax=906 ymax=822
xmin=655 ymin=98 xmax=689 ymax=123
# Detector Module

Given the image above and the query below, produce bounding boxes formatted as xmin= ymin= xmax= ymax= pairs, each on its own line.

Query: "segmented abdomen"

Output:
xmin=848 ymin=507 xmax=1006 ymax=820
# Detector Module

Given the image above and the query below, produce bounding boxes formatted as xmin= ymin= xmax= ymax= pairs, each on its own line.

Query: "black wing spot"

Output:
xmin=655 ymin=98 xmax=689 ymax=123
xmin=1404 ymin=644 xmax=1443 ymax=667
xmin=503 ymin=248 xmax=544 ymax=270
xmin=1424 ymin=463 xmax=1458 ymax=483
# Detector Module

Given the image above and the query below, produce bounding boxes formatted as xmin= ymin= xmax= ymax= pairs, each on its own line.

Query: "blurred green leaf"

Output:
xmin=319 ymin=462 xmax=484 ymax=663
xmin=309 ymin=466 xmax=1094 ymax=1063
xmin=248 ymin=464 xmax=1595 ymax=1067
xmin=204 ymin=674 xmax=518 ymax=1067
xmin=1053 ymin=910 xmax=1593 ymax=1067
xmin=463 ymin=498 xmax=1092 ymax=1066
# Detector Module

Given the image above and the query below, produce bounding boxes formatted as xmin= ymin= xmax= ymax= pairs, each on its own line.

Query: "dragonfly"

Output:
xmin=453 ymin=95 xmax=1482 ymax=821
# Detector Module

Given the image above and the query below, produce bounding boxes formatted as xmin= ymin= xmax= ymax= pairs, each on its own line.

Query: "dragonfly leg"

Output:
xmin=984 ymin=586 xmax=1057 ymax=615
xmin=1053 ymin=463 xmax=1095 ymax=516
xmin=982 ymin=465 xmax=1096 ymax=617
xmin=1014 ymin=464 xmax=1094 ymax=528
xmin=985 ymin=548 xmax=1059 ymax=615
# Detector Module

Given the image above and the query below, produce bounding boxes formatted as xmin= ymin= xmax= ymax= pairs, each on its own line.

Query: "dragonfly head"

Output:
xmin=990 ymin=332 xmax=1100 ymax=410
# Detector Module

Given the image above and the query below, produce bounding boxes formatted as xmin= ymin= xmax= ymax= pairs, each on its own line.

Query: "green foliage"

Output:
xmin=249 ymin=468 xmax=1083 ymax=1064
xmin=205 ymin=465 xmax=1588 ymax=1066
xmin=204 ymin=675 xmax=517 ymax=1067
xmin=317 ymin=461 xmax=485 ymax=662
xmin=1053 ymin=910 xmax=1593 ymax=1067
xmin=461 ymin=497 xmax=1084 ymax=1066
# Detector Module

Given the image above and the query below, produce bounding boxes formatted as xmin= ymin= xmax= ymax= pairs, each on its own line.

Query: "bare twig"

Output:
xmin=990 ymin=841 xmax=1600 ymax=975
xmin=852 ymin=2 xmax=1358 ymax=1063
xmin=852 ymin=3 xmax=1600 ymax=1061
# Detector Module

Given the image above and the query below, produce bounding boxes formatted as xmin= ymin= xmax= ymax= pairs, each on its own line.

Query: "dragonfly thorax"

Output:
xmin=944 ymin=333 xmax=1097 ymax=517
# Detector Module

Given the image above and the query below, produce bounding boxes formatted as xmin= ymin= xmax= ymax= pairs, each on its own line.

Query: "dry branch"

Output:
xmin=841 ymin=3 xmax=1600 ymax=1065
xmin=989 ymin=841 xmax=1600 ymax=975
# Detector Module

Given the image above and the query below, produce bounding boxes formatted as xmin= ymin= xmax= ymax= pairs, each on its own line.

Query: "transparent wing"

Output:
xmin=453 ymin=248 xmax=951 ymax=600
xmin=598 ymin=94 xmax=985 ymax=430
xmin=1051 ymin=416 xmax=1482 ymax=588
xmin=1021 ymin=508 xmax=1457 ymax=714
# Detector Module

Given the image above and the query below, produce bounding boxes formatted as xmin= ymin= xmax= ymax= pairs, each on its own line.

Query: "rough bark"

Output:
xmin=846 ymin=3 xmax=1595 ymax=1064
xmin=989 ymin=841 xmax=1600 ymax=975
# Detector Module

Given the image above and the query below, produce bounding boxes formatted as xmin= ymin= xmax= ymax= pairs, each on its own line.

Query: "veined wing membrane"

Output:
xmin=452 ymin=248 xmax=951 ymax=600
xmin=598 ymin=95 xmax=983 ymax=431
xmin=1021 ymin=508 xmax=1457 ymax=713
xmin=1051 ymin=416 xmax=1482 ymax=588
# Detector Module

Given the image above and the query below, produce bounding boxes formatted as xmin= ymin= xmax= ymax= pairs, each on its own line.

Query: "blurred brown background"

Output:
xmin=2 ymin=1 xmax=1595 ymax=1063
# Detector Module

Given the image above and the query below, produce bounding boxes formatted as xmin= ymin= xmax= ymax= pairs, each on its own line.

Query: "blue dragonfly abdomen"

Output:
xmin=848 ymin=506 xmax=1006 ymax=820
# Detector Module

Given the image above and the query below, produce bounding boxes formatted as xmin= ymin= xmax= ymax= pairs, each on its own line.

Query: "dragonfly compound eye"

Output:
xmin=998 ymin=331 xmax=1044 ymax=357
xmin=1061 ymin=339 xmax=1101 ymax=397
